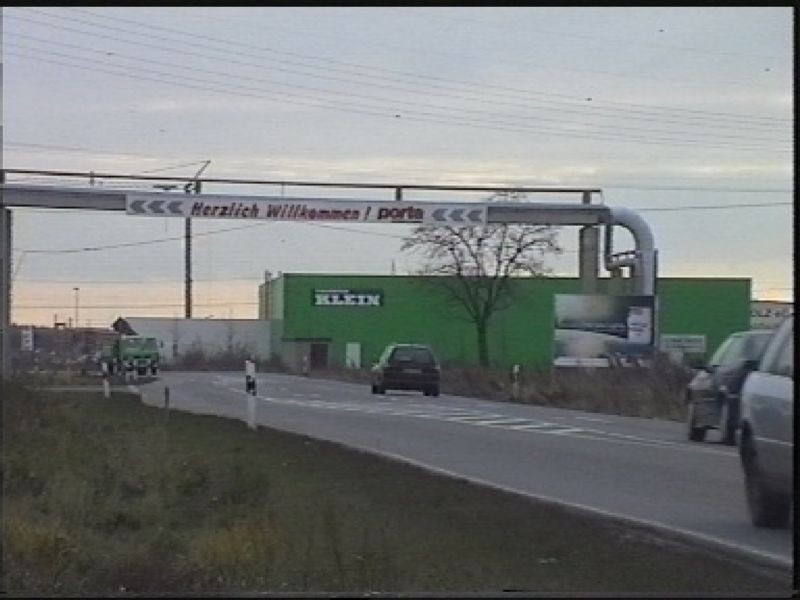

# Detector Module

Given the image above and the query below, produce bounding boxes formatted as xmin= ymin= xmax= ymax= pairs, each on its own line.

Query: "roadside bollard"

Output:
xmin=245 ymin=359 xmax=257 ymax=395
xmin=245 ymin=359 xmax=257 ymax=430
xmin=510 ymin=364 xmax=520 ymax=401
xmin=101 ymin=361 xmax=110 ymax=399
xmin=164 ymin=386 xmax=171 ymax=421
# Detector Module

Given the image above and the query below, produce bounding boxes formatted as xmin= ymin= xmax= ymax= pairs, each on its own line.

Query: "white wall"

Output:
xmin=751 ymin=301 xmax=794 ymax=329
xmin=122 ymin=317 xmax=272 ymax=363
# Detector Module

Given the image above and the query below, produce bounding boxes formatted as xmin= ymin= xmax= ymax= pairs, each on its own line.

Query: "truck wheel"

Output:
xmin=742 ymin=440 xmax=790 ymax=527
xmin=687 ymin=401 xmax=706 ymax=442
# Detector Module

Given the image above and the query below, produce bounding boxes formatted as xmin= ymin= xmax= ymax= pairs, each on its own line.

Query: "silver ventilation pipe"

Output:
xmin=605 ymin=207 xmax=656 ymax=296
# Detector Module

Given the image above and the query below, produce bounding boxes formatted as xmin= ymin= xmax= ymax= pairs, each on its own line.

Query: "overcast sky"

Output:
xmin=2 ymin=6 xmax=793 ymax=326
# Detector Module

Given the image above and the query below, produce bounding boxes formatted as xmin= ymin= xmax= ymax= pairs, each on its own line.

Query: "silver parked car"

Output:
xmin=685 ymin=329 xmax=773 ymax=445
xmin=738 ymin=315 xmax=793 ymax=528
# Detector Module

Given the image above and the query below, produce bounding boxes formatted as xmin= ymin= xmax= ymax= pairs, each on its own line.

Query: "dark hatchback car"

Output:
xmin=371 ymin=343 xmax=440 ymax=396
xmin=686 ymin=329 xmax=773 ymax=445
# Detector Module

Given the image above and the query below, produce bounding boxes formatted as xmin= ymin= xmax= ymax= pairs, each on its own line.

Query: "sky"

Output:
xmin=1 ymin=6 xmax=794 ymax=327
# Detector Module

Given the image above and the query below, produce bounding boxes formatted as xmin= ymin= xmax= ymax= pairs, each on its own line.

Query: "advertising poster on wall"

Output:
xmin=553 ymin=294 xmax=656 ymax=367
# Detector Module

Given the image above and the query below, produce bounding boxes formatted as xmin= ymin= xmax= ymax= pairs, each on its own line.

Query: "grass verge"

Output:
xmin=3 ymin=381 xmax=787 ymax=594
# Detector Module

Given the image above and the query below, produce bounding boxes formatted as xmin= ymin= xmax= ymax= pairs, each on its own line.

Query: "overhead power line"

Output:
xmin=13 ymin=222 xmax=272 ymax=254
xmin=8 ymin=8 xmax=790 ymax=130
xmin=54 ymin=6 xmax=790 ymax=124
xmin=13 ymin=301 xmax=260 ymax=309
xmin=633 ymin=201 xmax=791 ymax=212
xmin=5 ymin=145 xmax=793 ymax=193
xmin=399 ymin=8 xmax=785 ymax=61
xmin=8 ymin=180 xmax=791 ymax=258
xmin=182 ymin=7 xmax=786 ymax=91
xmin=5 ymin=46 xmax=789 ymax=154
xmin=6 ymin=31 xmax=789 ymax=146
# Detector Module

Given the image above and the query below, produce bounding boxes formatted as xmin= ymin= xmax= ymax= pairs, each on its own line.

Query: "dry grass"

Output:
xmin=3 ymin=380 xmax=786 ymax=594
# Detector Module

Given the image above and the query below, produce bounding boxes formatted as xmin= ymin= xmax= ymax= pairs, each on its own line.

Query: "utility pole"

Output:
xmin=0 ymin=171 xmax=11 ymax=380
xmin=73 ymin=287 xmax=80 ymax=328
xmin=184 ymin=160 xmax=211 ymax=320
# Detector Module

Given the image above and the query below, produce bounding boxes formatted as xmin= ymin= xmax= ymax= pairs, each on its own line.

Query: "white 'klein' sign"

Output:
xmin=314 ymin=290 xmax=383 ymax=307
xmin=126 ymin=193 xmax=487 ymax=226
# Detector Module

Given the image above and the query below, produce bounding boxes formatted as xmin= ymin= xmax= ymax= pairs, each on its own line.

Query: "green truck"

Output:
xmin=101 ymin=335 xmax=160 ymax=378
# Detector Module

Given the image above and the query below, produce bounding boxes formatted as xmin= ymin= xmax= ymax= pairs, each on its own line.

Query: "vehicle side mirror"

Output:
xmin=686 ymin=356 xmax=705 ymax=370
xmin=742 ymin=358 xmax=760 ymax=372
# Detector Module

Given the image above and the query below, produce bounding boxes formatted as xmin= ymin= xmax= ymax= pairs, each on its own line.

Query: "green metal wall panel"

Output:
xmin=279 ymin=274 xmax=750 ymax=368
xmin=657 ymin=278 xmax=751 ymax=359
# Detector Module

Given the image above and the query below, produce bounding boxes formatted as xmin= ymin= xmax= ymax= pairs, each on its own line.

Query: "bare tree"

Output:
xmin=401 ymin=194 xmax=561 ymax=367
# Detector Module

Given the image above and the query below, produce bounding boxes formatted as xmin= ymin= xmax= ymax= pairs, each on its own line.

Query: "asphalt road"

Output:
xmin=136 ymin=370 xmax=793 ymax=570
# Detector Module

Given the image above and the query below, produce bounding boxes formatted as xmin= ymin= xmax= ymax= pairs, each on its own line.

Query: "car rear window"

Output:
xmin=390 ymin=346 xmax=435 ymax=364
xmin=743 ymin=333 xmax=772 ymax=360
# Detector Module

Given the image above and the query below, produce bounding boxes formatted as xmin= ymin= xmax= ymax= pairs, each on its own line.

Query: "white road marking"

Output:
xmin=574 ymin=416 xmax=610 ymax=423
xmin=470 ymin=418 xmax=536 ymax=427
xmin=544 ymin=427 xmax=585 ymax=435
xmin=507 ymin=422 xmax=557 ymax=430
xmin=216 ymin=382 xmax=735 ymax=456
xmin=444 ymin=414 xmax=508 ymax=422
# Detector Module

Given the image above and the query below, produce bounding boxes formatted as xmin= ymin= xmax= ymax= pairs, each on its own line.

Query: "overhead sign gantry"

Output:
xmin=0 ymin=169 xmax=658 ymax=379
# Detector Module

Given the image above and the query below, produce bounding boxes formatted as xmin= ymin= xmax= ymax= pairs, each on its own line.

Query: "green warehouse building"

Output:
xmin=258 ymin=273 xmax=751 ymax=371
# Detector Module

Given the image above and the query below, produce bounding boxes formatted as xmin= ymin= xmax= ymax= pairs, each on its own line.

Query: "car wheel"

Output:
xmin=741 ymin=438 xmax=790 ymax=528
xmin=431 ymin=386 xmax=440 ymax=397
xmin=686 ymin=399 xmax=706 ymax=442
xmin=422 ymin=389 xmax=430 ymax=396
xmin=371 ymin=383 xmax=377 ymax=394
xmin=719 ymin=399 xmax=736 ymax=446
xmin=376 ymin=384 xmax=386 ymax=395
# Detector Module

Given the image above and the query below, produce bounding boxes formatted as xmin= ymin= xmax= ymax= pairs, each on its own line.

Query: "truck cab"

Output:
xmin=102 ymin=335 xmax=160 ymax=378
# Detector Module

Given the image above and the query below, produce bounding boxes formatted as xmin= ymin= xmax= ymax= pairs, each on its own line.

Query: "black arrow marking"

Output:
xmin=129 ymin=199 xmax=146 ymax=214
xmin=149 ymin=200 xmax=165 ymax=214
xmin=432 ymin=208 xmax=447 ymax=221
xmin=450 ymin=208 xmax=464 ymax=222
xmin=467 ymin=208 xmax=483 ymax=223
xmin=167 ymin=200 xmax=184 ymax=215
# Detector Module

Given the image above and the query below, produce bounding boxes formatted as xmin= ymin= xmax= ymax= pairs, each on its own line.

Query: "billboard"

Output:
xmin=553 ymin=294 xmax=655 ymax=367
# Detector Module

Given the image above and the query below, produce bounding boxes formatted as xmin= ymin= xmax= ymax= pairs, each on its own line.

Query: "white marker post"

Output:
xmin=510 ymin=364 xmax=520 ymax=401
xmin=245 ymin=359 xmax=257 ymax=430
xmin=101 ymin=360 xmax=110 ymax=399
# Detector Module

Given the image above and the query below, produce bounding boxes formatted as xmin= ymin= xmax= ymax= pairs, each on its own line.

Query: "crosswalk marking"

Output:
xmin=216 ymin=381 xmax=698 ymax=449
